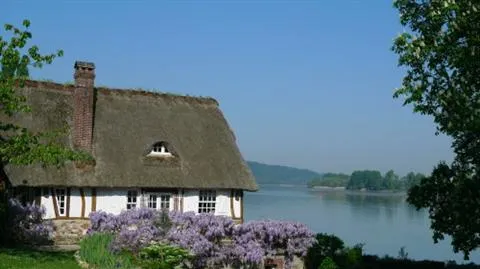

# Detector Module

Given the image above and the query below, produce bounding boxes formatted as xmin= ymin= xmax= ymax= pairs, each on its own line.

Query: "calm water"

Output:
xmin=244 ymin=184 xmax=480 ymax=264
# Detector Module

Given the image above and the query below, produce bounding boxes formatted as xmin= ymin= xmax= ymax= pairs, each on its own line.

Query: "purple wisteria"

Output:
xmin=88 ymin=208 xmax=316 ymax=269
xmin=7 ymin=198 xmax=54 ymax=245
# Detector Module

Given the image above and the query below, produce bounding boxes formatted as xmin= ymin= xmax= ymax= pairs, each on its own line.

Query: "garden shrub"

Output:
xmin=137 ymin=242 xmax=192 ymax=269
xmin=6 ymin=198 xmax=54 ymax=246
xmin=305 ymin=233 xmax=347 ymax=269
xmin=79 ymin=232 xmax=135 ymax=269
xmin=319 ymin=257 xmax=338 ymax=269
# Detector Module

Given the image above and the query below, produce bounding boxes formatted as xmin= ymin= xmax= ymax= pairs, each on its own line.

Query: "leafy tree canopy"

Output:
xmin=0 ymin=20 xmax=91 ymax=167
xmin=392 ymin=0 xmax=480 ymax=259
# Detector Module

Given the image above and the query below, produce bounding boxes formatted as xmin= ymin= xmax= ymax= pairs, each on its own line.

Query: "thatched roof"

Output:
xmin=4 ymin=80 xmax=258 ymax=191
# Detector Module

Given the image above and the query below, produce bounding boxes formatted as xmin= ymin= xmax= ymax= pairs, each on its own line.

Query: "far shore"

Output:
xmin=257 ymin=183 xmax=407 ymax=196
xmin=309 ymin=186 xmax=407 ymax=196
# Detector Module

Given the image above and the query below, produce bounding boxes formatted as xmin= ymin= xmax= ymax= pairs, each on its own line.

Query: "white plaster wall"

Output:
xmin=41 ymin=191 xmax=55 ymax=219
xmin=40 ymin=188 xmax=240 ymax=219
xmin=182 ymin=190 xmax=198 ymax=213
xmin=69 ymin=188 xmax=82 ymax=218
xmin=233 ymin=190 xmax=242 ymax=219
xmin=96 ymin=188 xmax=140 ymax=215
xmin=215 ymin=190 xmax=230 ymax=217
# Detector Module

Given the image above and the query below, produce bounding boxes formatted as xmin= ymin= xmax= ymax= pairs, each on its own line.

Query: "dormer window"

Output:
xmin=147 ymin=142 xmax=173 ymax=157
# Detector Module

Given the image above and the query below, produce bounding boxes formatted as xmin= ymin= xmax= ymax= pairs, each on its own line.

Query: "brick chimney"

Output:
xmin=73 ymin=61 xmax=95 ymax=153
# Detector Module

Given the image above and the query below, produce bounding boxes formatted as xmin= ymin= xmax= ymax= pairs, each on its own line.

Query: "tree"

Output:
xmin=0 ymin=20 xmax=91 ymax=166
xmin=392 ymin=0 xmax=480 ymax=259
xmin=403 ymin=172 xmax=425 ymax=190
xmin=383 ymin=170 xmax=399 ymax=190
xmin=347 ymin=170 xmax=383 ymax=191
xmin=0 ymin=20 xmax=91 ymax=244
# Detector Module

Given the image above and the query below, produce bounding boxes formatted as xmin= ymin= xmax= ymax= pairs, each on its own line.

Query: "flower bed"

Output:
xmin=84 ymin=208 xmax=316 ymax=269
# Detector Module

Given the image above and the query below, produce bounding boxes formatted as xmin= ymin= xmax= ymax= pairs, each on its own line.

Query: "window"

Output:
xmin=148 ymin=142 xmax=172 ymax=157
xmin=160 ymin=195 xmax=170 ymax=210
xmin=147 ymin=193 xmax=171 ymax=210
xmin=198 ymin=190 xmax=216 ymax=213
xmin=127 ymin=190 xmax=137 ymax=209
xmin=55 ymin=188 xmax=66 ymax=216
xmin=148 ymin=194 xmax=157 ymax=209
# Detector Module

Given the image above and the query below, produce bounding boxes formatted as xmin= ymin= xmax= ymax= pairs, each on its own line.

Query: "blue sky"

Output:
xmin=4 ymin=0 xmax=453 ymax=175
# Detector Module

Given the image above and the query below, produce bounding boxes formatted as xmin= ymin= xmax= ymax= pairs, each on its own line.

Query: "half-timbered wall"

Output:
xmin=37 ymin=187 xmax=244 ymax=222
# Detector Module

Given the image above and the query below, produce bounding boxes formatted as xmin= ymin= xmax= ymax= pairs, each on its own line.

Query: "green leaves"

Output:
xmin=137 ymin=243 xmax=192 ymax=269
xmin=393 ymin=0 xmax=480 ymax=259
xmin=0 ymin=20 xmax=92 ymax=167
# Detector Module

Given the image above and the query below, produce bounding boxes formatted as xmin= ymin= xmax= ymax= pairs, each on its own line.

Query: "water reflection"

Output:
xmin=309 ymin=190 xmax=424 ymax=222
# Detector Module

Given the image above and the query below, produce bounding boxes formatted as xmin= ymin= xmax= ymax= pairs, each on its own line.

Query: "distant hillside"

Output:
xmin=247 ymin=161 xmax=322 ymax=185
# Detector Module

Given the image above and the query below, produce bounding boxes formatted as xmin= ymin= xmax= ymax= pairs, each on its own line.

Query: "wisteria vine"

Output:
xmin=6 ymin=199 xmax=54 ymax=245
xmin=88 ymin=208 xmax=316 ymax=269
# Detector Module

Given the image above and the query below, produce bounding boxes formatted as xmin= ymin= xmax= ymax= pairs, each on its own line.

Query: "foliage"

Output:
xmin=0 ymin=248 xmax=80 ymax=269
xmin=5 ymin=198 xmax=54 ymax=246
xmin=392 ymin=0 xmax=480 ymax=259
xmin=137 ymin=243 xmax=193 ymax=269
xmin=403 ymin=172 xmax=426 ymax=190
xmin=319 ymin=257 xmax=338 ymax=269
xmin=347 ymin=170 xmax=384 ymax=191
xmin=305 ymin=234 xmax=480 ymax=269
xmin=398 ymin=246 xmax=409 ymax=260
xmin=0 ymin=20 xmax=92 ymax=166
xmin=305 ymin=233 xmax=345 ymax=269
xmin=79 ymin=232 xmax=135 ymax=269
xmin=247 ymin=160 xmax=322 ymax=185
xmin=342 ymin=245 xmax=363 ymax=269
xmin=308 ymin=170 xmax=425 ymax=191
xmin=308 ymin=173 xmax=350 ymax=188
xmin=87 ymin=208 xmax=316 ymax=269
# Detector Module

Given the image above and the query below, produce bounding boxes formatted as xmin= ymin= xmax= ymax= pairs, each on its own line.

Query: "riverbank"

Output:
xmin=308 ymin=186 xmax=407 ymax=196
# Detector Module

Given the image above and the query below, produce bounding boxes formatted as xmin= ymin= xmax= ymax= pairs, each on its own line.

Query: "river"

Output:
xmin=244 ymin=184 xmax=480 ymax=264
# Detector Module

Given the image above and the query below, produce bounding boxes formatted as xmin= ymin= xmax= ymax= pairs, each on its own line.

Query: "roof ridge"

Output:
xmin=22 ymin=79 xmax=219 ymax=106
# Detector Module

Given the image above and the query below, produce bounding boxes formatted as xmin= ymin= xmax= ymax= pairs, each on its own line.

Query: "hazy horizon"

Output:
xmin=4 ymin=1 xmax=453 ymax=175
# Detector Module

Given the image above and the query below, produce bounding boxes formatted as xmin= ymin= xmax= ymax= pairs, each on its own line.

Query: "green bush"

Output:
xmin=306 ymin=233 xmax=363 ymax=269
xmin=341 ymin=244 xmax=363 ymax=269
xmin=137 ymin=243 xmax=192 ymax=269
xmin=79 ymin=232 xmax=135 ymax=269
xmin=306 ymin=233 xmax=346 ymax=269
xmin=319 ymin=257 xmax=339 ymax=269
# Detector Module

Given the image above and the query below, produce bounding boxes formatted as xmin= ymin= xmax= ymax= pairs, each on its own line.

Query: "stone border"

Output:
xmin=74 ymin=251 xmax=90 ymax=269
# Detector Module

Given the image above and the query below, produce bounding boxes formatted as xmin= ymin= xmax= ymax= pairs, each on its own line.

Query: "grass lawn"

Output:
xmin=0 ymin=248 xmax=80 ymax=269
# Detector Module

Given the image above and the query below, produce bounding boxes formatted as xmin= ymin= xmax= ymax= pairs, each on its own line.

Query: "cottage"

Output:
xmin=3 ymin=61 xmax=258 ymax=241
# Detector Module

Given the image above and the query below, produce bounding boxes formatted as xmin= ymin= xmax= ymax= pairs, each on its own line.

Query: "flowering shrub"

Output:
xmin=88 ymin=208 xmax=316 ymax=269
xmin=234 ymin=220 xmax=316 ymax=267
xmin=7 ymin=198 xmax=54 ymax=245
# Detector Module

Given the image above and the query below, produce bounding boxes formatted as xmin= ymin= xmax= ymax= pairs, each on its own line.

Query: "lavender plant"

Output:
xmin=7 ymin=198 xmax=54 ymax=245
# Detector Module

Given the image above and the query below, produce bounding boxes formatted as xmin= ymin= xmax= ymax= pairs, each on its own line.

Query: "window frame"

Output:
xmin=198 ymin=190 xmax=216 ymax=214
xmin=55 ymin=188 xmax=67 ymax=216
xmin=146 ymin=192 xmax=172 ymax=211
xmin=147 ymin=142 xmax=173 ymax=157
xmin=127 ymin=190 xmax=138 ymax=210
